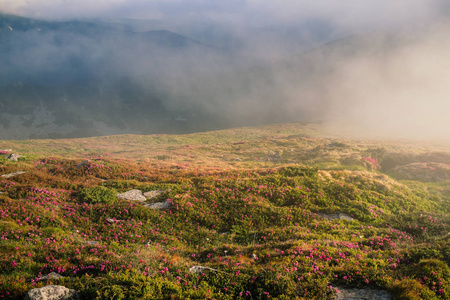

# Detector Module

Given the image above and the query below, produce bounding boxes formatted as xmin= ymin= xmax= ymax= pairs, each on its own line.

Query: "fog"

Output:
xmin=1 ymin=1 xmax=450 ymax=140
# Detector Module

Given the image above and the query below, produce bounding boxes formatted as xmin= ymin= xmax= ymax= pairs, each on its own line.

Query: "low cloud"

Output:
xmin=1 ymin=1 xmax=450 ymax=140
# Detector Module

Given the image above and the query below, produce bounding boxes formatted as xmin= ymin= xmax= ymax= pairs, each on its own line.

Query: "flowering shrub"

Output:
xmin=0 ymin=155 xmax=448 ymax=299
xmin=362 ymin=157 xmax=381 ymax=170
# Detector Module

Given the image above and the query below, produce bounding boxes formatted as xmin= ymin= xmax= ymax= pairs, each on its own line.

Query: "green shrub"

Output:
xmin=78 ymin=186 xmax=117 ymax=204
xmin=390 ymin=278 xmax=437 ymax=300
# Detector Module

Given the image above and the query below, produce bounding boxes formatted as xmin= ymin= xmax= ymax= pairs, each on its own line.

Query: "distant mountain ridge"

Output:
xmin=1 ymin=12 xmax=448 ymax=140
xmin=0 ymin=13 xmax=233 ymax=138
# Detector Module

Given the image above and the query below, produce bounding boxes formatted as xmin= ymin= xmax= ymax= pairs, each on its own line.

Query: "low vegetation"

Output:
xmin=0 ymin=124 xmax=449 ymax=299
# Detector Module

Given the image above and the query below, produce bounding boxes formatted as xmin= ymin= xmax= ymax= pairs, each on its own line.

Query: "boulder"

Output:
xmin=24 ymin=285 xmax=80 ymax=300
xmin=116 ymin=189 xmax=146 ymax=202
xmin=143 ymin=190 xmax=165 ymax=200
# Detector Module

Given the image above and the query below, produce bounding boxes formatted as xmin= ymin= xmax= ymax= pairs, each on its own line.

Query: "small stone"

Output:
xmin=116 ymin=189 xmax=146 ymax=201
xmin=1 ymin=171 xmax=27 ymax=179
xmin=37 ymin=272 xmax=64 ymax=281
xmin=76 ymin=160 xmax=90 ymax=168
xmin=24 ymin=285 xmax=80 ymax=300
xmin=106 ymin=218 xmax=121 ymax=224
xmin=318 ymin=212 xmax=354 ymax=221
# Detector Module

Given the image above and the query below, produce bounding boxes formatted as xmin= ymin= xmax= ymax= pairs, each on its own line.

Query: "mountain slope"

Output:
xmin=0 ymin=13 xmax=228 ymax=138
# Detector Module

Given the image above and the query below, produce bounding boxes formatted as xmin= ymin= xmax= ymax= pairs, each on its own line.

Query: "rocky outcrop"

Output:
xmin=116 ymin=189 xmax=146 ymax=202
xmin=24 ymin=285 xmax=80 ymax=300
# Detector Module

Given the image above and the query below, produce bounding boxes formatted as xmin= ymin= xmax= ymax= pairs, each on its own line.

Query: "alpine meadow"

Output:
xmin=1 ymin=1 xmax=450 ymax=299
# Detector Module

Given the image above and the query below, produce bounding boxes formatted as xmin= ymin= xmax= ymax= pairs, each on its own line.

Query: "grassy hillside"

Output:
xmin=0 ymin=124 xmax=449 ymax=299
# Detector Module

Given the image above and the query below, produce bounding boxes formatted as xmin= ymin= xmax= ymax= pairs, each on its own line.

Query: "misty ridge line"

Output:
xmin=0 ymin=12 xmax=450 ymax=141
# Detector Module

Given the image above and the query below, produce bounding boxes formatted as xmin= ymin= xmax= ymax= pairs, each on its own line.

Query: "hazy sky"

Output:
xmin=1 ymin=0 xmax=448 ymax=33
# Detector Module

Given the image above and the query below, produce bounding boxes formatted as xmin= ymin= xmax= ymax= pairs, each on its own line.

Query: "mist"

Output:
xmin=1 ymin=1 xmax=450 ymax=140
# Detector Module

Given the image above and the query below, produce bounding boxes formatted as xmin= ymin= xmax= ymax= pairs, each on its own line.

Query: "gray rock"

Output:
xmin=76 ymin=160 xmax=90 ymax=168
xmin=24 ymin=285 xmax=80 ymax=300
xmin=189 ymin=266 xmax=217 ymax=273
xmin=116 ymin=189 xmax=146 ymax=202
xmin=143 ymin=190 xmax=165 ymax=200
xmin=144 ymin=200 xmax=171 ymax=210
xmin=318 ymin=212 xmax=354 ymax=221
xmin=334 ymin=287 xmax=391 ymax=300
xmin=1 ymin=171 xmax=27 ymax=179
xmin=37 ymin=272 xmax=64 ymax=281
xmin=8 ymin=153 xmax=24 ymax=161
